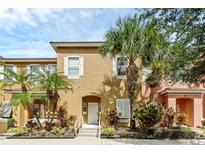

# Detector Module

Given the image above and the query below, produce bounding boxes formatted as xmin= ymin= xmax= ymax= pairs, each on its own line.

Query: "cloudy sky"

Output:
xmin=0 ymin=8 xmax=136 ymax=58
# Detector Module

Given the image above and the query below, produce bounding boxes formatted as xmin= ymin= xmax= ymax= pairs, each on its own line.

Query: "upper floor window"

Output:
xmin=116 ymin=99 xmax=130 ymax=119
xmin=47 ymin=64 xmax=57 ymax=74
xmin=113 ymin=57 xmax=128 ymax=78
xmin=29 ymin=64 xmax=40 ymax=82
xmin=4 ymin=65 xmax=14 ymax=83
xmin=64 ymin=56 xmax=84 ymax=79
xmin=68 ymin=57 xmax=80 ymax=77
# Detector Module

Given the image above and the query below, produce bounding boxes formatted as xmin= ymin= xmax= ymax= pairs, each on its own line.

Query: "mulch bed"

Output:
xmin=7 ymin=135 xmax=75 ymax=139
xmin=101 ymin=127 xmax=200 ymax=140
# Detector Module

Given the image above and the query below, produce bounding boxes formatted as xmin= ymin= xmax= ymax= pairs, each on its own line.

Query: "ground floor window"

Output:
xmin=116 ymin=99 xmax=130 ymax=119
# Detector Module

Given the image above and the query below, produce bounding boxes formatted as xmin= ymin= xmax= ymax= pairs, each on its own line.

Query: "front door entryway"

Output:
xmin=88 ymin=103 xmax=98 ymax=124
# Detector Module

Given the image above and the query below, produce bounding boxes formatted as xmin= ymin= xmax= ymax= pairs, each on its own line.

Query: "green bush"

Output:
xmin=162 ymin=108 xmax=175 ymax=129
xmin=154 ymin=127 xmax=196 ymax=139
xmin=7 ymin=118 xmax=15 ymax=128
xmin=134 ymin=101 xmax=164 ymax=130
xmin=9 ymin=127 xmax=30 ymax=136
xmin=201 ymin=118 xmax=205 ymax=127
xmin=175 ymin=112 xmax=187 ymax=127
xmin=51 ymin=126 xmax=62 ymax=135
xmin=101 ymin=127 xmax=115 ymax=136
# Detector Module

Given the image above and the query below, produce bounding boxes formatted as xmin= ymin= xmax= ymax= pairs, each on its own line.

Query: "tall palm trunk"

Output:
xmin=50 ymin=92 xmax=60 ymax=124
xmin=148 ymin=69 xmax=162 ymax=102
xmin=126 ymin=60 xmax=138 ymax=129
xmin=149 ymin=87 xmax=156 ymax=102
xmin=47 ymin=91 xmax=52 ymax=121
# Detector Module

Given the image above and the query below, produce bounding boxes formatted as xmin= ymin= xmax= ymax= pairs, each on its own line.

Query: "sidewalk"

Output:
xmin=1 ymin=136 xmax=205 ymax=145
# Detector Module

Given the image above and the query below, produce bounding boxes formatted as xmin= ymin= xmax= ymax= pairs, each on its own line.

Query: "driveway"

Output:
xmin=1 ymin=136 xmax=205 ymax=145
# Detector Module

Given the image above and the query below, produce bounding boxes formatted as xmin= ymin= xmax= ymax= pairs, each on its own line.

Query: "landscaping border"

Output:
xmin=7 ymin=135 xmax=75 ymax=139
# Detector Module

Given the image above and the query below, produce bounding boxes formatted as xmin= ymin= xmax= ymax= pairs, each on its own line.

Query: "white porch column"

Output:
xmin=167 ymin=96 xmax=176 ymax=111
xmin=193 ymin=97 xmax=203 ymax=127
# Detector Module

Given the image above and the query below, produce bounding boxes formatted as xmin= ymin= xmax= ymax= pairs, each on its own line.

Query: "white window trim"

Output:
xmin=113 ymin=56 xmax=128 ymax=79
xmin=67 ymin=56 xmax=80 ymax=79
xmin=116 ymin=98 xmax=130 ymax=119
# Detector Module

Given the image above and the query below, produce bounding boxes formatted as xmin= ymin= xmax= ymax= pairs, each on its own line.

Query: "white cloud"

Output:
xmin=0 ymin=8 xmax=37 ymax=31
xmin=0 ymin=9 xmax=135 ymax=58
xmin=79 ymin=11 xmax=93 ymax=18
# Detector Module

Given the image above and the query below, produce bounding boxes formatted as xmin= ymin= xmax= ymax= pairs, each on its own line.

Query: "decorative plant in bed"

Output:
xmin=101 ymin=102 xmax=199 ymax=139
xmin=7 ymin=106 xmax=77 ymax=139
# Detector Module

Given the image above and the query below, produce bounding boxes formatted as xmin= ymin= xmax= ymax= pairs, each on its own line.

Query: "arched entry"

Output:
xmin=176 ymin=98 xmax=194 ymax=127
xmin=82 ymin=95 xmax=101 ymax=125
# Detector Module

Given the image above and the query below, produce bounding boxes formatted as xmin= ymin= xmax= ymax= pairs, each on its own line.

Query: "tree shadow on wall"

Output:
xmin=92 ymin=75 xmax=127 ymax=126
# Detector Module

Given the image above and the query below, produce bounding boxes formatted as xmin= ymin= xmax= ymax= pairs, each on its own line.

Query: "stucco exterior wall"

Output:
xmin=0 ymin=60 xmax=56 ymax=126
xmin=56 ymin=47 xmax=135 ymax=126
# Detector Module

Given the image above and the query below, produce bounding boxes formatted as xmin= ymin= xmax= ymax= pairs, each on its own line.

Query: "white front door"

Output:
xmin=88 ymin=103 xmax=98 ymax=124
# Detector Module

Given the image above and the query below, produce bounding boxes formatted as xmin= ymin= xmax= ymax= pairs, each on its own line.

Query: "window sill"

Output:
xmin=68 ymin=76 xmax=80 ymax=79
xmin=119 ymin=118 xmax=129 ymax=122
xmin=116 ymin=76 xmax=127 ymax=80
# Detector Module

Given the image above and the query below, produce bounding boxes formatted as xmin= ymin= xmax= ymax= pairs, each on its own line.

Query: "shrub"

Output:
xmin=57 ymin=106 xmax=76 ymax=128
xmin=68 ymin=115 xmax=77 ymax=127
xmin=26 ymin=120 xmax=38 ymax=129
xmin=201 ymin=118 xmax=205 ymax=128
xmin=162 ymin=108 xmax=175 ymax=128
xmin=106 ymin=109 xmax=121 ymax=126
xmin=7 ymin=118 xmax=15 ymax=128
xmin=134 ymin=101 xmax=164 ymax=130
xmin=44 ymin=121 xmax=55 ymax=131
xmin=101 ymin=127 xmax=115 ymax=136
xmin=51 ymin=126 xmax=62 ymax=135
xmin=57 ymin=106 xmax=68 ymax=128
xmin=175 ymin=112 xmax=187 ymax=127
xmin=9 ymin=127 xmax=30 ymax=136
xmin=154 ymin=127 xmax=196 ymax=139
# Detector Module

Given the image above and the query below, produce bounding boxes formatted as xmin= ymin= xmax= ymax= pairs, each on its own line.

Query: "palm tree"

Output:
xmin=142 ymin=22 xmax=169 ymax=102
xmin=0 ymin=68 xmax=43 ymax=126
xmin=100 ymin=15 xmax=164 ymax=129
xmin=39 ymin=68 xmax=73 ymax=123
xmin=145 ymin=61 xmax=167 ymax=101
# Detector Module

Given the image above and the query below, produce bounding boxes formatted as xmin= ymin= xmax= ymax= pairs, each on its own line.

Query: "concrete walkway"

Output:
xmin=1 ymin=136 xmax=205 ymax=145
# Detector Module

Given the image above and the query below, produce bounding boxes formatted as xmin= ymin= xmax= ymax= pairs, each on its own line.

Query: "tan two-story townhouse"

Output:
xmin=1 ymin=41 xmax=205 ymax=128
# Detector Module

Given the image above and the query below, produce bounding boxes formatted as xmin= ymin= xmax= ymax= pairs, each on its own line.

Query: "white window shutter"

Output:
xmin=26 ymin=65 xmax=31 ymax=74
xmin=123 ymin=99 xmax=130 ymax=119
xmin=13 ymin=65 xmax=17 ymax=73
xmin=64 ymin=57 xmax=68 ymax=76
xmin=0 ymin=66 xmax=4 ymax=80
xmin=112 ymin=57 xmax=117 ymax=76
xmin=79 ymin=57 xmax=84 ymax=76
xmin=39 ymin=65 xmax=43 ymax=73
xmin=12 ymin=65 xmax=17 ymax=81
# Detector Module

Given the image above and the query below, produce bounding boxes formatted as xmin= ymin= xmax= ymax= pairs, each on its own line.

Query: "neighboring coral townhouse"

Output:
xmin=0 ymin=41 xmax=205 ymax=128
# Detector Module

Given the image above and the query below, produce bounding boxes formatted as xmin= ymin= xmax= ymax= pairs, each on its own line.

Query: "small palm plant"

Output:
xmin=0 ymin=67 xmax=42 ymax=126
xmin=39 ymin=67 xmax=73 ymax=123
